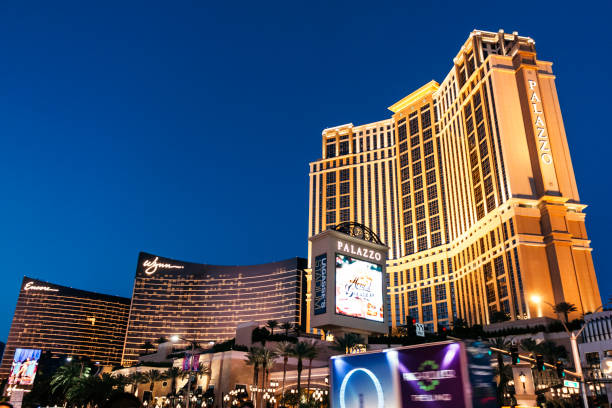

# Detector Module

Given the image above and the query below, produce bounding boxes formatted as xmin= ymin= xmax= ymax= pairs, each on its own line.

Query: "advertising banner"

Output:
xmin=314 ymin=254 xmax=327 ymax=315
xmin=397 ymin=343 xmax=466 ymax=407
xmin=331 ymin=341 xmax=492 ymax=408
xmin=335 ymin=253 xmax=383 ymax=322
xmin=8 ymin=348 xmax=42 ymax=386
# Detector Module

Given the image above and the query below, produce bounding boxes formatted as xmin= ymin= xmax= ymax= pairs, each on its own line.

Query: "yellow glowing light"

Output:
xmin=387 ymin=81 xmax=440 ymax=113
xmin=531 ymin=295 xmax=541 ymax=304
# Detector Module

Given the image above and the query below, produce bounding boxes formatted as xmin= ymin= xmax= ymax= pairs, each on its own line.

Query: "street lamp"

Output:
xmin=172 ymin=335 xmax=199 ymax=408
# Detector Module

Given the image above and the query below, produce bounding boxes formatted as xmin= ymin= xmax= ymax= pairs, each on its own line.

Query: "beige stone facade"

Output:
xmin=307 ymin=29 xmax=602 ymax=333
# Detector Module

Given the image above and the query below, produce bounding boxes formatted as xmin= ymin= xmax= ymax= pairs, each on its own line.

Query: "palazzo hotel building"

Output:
xmin=307 ymin=29 xmax=602 ymax=333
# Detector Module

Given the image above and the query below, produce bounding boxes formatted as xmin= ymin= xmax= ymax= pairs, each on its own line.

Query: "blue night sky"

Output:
xmin=0 ymin=1 xmax=610 ymax=341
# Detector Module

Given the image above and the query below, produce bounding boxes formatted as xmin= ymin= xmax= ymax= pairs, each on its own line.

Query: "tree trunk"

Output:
xmin=296 ymin=359 xmax=303 ymax=396
xmin=281 ymin=356 xmax=287 ymax=404
xmin=307 ymin=358 xmax=313 ymax=401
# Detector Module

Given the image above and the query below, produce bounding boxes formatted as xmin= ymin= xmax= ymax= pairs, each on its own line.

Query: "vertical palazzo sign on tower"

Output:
xmin=309 ymin=222 xmax=389 ymax=335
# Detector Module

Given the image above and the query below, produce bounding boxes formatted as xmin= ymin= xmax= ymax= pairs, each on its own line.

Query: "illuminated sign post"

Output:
xmin=309 ymin=225 xmax=389 ymax=337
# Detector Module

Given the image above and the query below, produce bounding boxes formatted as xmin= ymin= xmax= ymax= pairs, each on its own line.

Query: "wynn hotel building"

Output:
xmin=307 ymin=29 xmax=602 ymax=333
xmin=0 ymin=277 xmax=131 ymax=379
xmin=121 ymin=252 xmax=307 ymax=366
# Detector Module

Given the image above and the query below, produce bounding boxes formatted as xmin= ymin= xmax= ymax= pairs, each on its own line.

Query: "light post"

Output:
xmin=530 ymin=296 xmax=604 ymax=408
xmin=171 ymin=335 xmax=199 ymax=408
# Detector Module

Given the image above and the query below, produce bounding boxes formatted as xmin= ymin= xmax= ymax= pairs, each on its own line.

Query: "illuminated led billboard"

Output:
xmin=335 ymin=253 xmax=384 ymax=322
xmin=331 ymin=341 xmax=497 ymax=408
xmin=8 ymin=348 xmax=41 ymax=386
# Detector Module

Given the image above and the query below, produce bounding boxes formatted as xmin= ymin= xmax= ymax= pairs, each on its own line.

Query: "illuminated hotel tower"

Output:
xmin=307 ymin=29 xmax=602 ymax=332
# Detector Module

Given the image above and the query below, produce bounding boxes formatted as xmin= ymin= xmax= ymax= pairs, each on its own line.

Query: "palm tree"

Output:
xmin=165 ymin=367 xmax=181 ymax=395
xmin=266 ymin=320 xmax=279 ymax=336
xmin=142 ymin=340 xmax=155 ymax=355
xmin=291 ymin=341 xmax=314 ymax=396
xmin=127 ymin=371 xmax=146 ymax=395
xmin=331 ymin=332 xmax=365 ymax=354
xmin=520 ymin=338 xmax=538 ymax=357
xmin=195 ymin=363 xmax=212 ymax=389
xmin=259 ymin=348 xmax=278 ymax=407
xmin=245 ymin=347 xmax=263 ymax=403
xmin=281 ymin=322 xmax=293 ymax=337
xmin=305 ymin=341 xmax=319 ymax=400
xmin=275 ymin=342 xmax=293 ymax=400
xmin=50 ymin=362 xmax=91 ymax=397
xmin=553 ymin=302 xmax=578 ymax=324
xmin=142 ymin=369 xmax=165 ymax=393
xmin=536 ymin=340 xmax=568 ymax=364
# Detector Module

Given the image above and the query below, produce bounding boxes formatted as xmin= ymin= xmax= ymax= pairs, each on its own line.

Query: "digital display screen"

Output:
xmin=335 ymin=253 xmax=384 ymax=322
xmin=9 ymin=348 xmax=42 ymax=386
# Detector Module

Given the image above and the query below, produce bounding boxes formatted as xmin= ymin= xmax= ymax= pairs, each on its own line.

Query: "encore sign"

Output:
xmin=24 ymin=281 xmax=59 ymax=292
xmin=528 ymin=79 xmax=552 ymax=166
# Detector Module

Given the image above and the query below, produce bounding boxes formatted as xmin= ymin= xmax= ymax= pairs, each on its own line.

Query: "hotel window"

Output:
xmin=431 ymin=232 xmax=441 ymax=248
xmin=486 ymin=283 xmax=495 ymax=303
xmin=423 ymin=305 xmax=433 ymax=321
xmin=340 ymin=182 xmax=350 ymax=194
xmin=418 ymin=237 xmax=428 ymax=252
xmin=403 ymin=196 xmax=412 ymax=209
xmin=326 ymin=198 xmax=336 ymax=210
xmin=409 ymin=118 xmax=419 ymax=135
xmin=494 ymin=256 xmax=504 ymax=277
xmin=398 ymin=124 xmax=407 ymax=141
xmin=339 ymin=141 xmax=349 ymax=155
xmin=340 ymin=195 xmax=350 ymax=208
xmin=479 ymin=140 xmax=488 ymax=158
xmin=436 ymin=302 xmax=448 ymax=320
xmin=400 ymin=153 xmax=409 ymax=167
xmin=427 ymin=185 xmax=437 ymax=199
xmin=339 ymin=169 xmax=349 ymax=181
xmin=412 ymin=161 xmax=422 ymax=176
xmin=403 ymin=211 xmax=412 ymax=225
xmin=482 ymin=157 xmax=491 ymax=176
xmin=421 ymin=110 xmax=431 ymax=129
xmin=326 ymin=185 xmax=336 ymax=196
xmin=417 ymin=221 xmax=426 ymax=236
xmin=435 ymin=284 xmax=447 ymax=301
xmin=340 ymin=209 xmax=350 ymax=222
xmin=404 ymin=225 xmax=413 ymax=239
xmin=421 ymin=287 xmax=432 ymax=304
xmin=326 ymin=172 xmax=336 ymax=183
xmin=415 ymin=205 xmax=425 ymax=221
xmin=408 ymin=290 xmax=417 ymax=306
xmin=424 ymin=141 xmax=433 ymax=156
xmin=411 ymin=147 xmax=420 ymax=162
xmin=425 ymin=155 xmax=435 ymax=170
xmin=490 ymin=231 xmax=496 ymax=247
xmin=414 ymin=176 xmax=423 ymax=190
xmin=430 ymin=216 xmax=440 ymax=231
xmin=405 ymin=242 xmax=414 ymax=255
xmin=410 ymin=135 xmax=420 ymax=147
xmin=326 ymin=144 xmax=336 ymax=158
xmin=402 ymin=182 xmax=410 ymax=196
xmin=497 ymin=278 xmax=508 ymax=298
xmin=415 ymin=190 xmax=424 ymax=205
xmin=428 ymin=201 xmax=439 ymax=215
xmin=399 ymin=141 xmax=408 ymax=153
xmin=401 ymin=167 xmax=410 ymax=181
xmin=422 ymin=128 xmax=432 ymax=141
xmin=326 ymin=212 xmax=336 ymax=224
xmin=483 ymin=263 xmax=493 ymax=281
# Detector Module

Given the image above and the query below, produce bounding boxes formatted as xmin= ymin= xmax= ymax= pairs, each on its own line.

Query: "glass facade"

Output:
xmin=121 ymin=252 xmax=307 ymax=366
xmin=0 ymin=277 xmax=130 ymax=380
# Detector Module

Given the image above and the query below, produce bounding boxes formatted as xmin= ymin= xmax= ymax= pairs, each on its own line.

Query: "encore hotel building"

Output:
xmin=0 ymin=277 xmax=131 ymax=379
xmin=307 ymin=29 xmax=601 ymax=333
xmin=121 ymin=252 xmax=307 ymax=366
